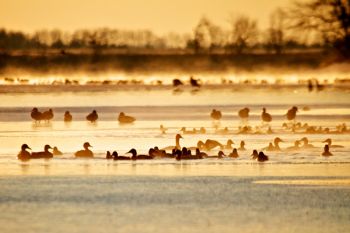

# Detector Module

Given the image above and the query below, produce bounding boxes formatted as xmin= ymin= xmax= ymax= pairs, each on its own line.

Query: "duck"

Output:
xmin=228 ymin=148 xmax=239 ymax=158
xmin=180 ymin=127 xmax=197 ymax=134
xmin=251 ymin=150 xmax=259 ymax=160
xmin=106 ymin=151 xmax=113 ymax=159
xmin=31 ymin=145 xmax=53 ymax=159
xmin=215 ymin=127 xmax=230 ymax=134
xmin=173 ymin=79 xmax=183 ymax=87
xmin=210 ymin=109 xmax=222 ymax=120
xmin=322 ymin=138 xmax=344 ymax=148
xmin=75 ymin=142 xmax=94 ymax=158
xmin=196 ymin=148 xmax=208 ymax=158
xmin=257 ymin=151 xmax=269 ymax=162
xmin=197 ymin=139 xmax=223 ymax=151
xmin=265 ymin=137 xmax=283 ymax=151
xmin=162 ymin=134 xmax=183 ymax=151
xmin=52 ymin=146 xmax=63 ymax=155
xmin=127 ymin=149 xmax=153 ymax=160
xmin=300 ymin=137 xmax=315 ymax=148
xmin=118 ymin=112 xmax=136 ymax=124
xmin=207 ymin=151 xmax=226 ymax=159
xmin=112 ymin=151 xmax=131 ymax=160
xmin=286 ymin=106 xmax=298 ymax=121
xmin=31 ymin=108 xmax=42 ymax=122
xmin=224 ymin=139 xmax=234 ymax=150
xmin=286 ymin=140 xmax=301 ymax=151
xmin=322 ymin=145 xmax=333 ymax=156
xmin=190 ymin=76 xmax=201 ymax=88
xmin=160 ymin=124 xmax=167 ymax=134
xmin=238 ymin=107 xmax=250 ymax=120
xmin=199 ymin=127 xmax=206 ymax=134
xmin=261 ymin=108 xmax=272 ymax=123
xmin=17 ymin=144 xmax=31 ymax=161
xmin=238 ymin=141 xmax=246 ymax=151
xmin=64 ymin=111 xmax=72 ymax=122
xmin=42 ymin=109 xmax=54 ymax=122
xmin=86 ymin=110 xmax=98 ymax=123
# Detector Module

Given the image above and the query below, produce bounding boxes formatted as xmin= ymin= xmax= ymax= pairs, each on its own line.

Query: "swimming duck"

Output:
xmin=257 ymin=151 xmax=269 ymax=162
xmin=210 ymin=109 xmax=222 ymax=120
xmin=228 ymin=148 xmax=239 ymax=158
xmin=118 ymin=112 xmax=136 ymax=124
xmin=18 ymin=144 xmax=31 ymax=161
xmin=197 ymin=139 xmax=223 ymax=151
xmin=196 ymin=148 xmax=208 ymax=158
xmin=127 ymin=149 xmax=153 ymax=160
xmin=238 ymin=141 xmax=246 ymax=151
xmin=190 ymin=76 xmax=201 ymax=88
xmin=300 ymin=137 xmax=315 ymax=148
xmin=238 ymin=107 xmax=250 ymax=120
xmin=173 ymin=79 xmax=183 ymax=87
xmin=322 ymin=138 xmax=344 ymax=148
xmin=251 ymin=150 xmax=259 ymax=160
xmin=224 ymin=139 xmax=234 ymax=150
xmin=322 ymin=145 xmax=333 ymax=156
xmin=199 ymin=127 xmax=206 ymax=134
xmin=162 ymin=134 xmax=183 ymax=151
xmin=215 ymin=127 xmax=230 ymax=135
xmin=53 ymin=146 xmax=63 ymax=155
xmin=64 ymin=111 xmax=72 ymax=122
xmin=261 ymin=108 xmax=272 ymax=123
xmin=112 ymin=151 xmax=131 ymax=160
xmin=31 ymin=108 xmax=42 ymax=122
xmin=75 ymin=142 xmax=94 ymax=158
xmin=42 ymin=109 xmax=54 ymax=122
xmin=106 ymin=151 xmax=113 ymax=159
xmin=286 ymin=106 xmax=298 ymax=121
xmin=86 ymin=110 xmax=98 ymax=123
xmin=286 ymin=140 xmax=301 ymax=151
xmin=31 ymin=145 xmax=53 ymax=159
xmin=265 ymin=137 xmax=283 ymax=151
xmin=160 ymin=124 xmax=167 ymax=134
xmin=180 ymin=127 xmax=197 ymax=134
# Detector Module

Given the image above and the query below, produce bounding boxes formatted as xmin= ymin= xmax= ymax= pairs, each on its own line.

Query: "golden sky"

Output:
xmin=0 ymin=0 xmax=292 ymax=34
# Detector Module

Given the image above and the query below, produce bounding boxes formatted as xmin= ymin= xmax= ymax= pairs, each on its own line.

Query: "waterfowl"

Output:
xmin=257 ymin=151 xmax=269 ymax=162
xmin=322 ymin=138 xmax=344 ymax=148
xmin=261 ymin=108 xmax=272 ymax=123
xmin=196 ymin=148 xmax=208 ymax=158
xmin=86 ymin=110 xmax=98 ymax=123
xmin=42 ymin=109 xmax=54 ymax=122
xmin=75 ymin=142 xmax=94 ymax=158
xmin=64 ymin=111 xmax=72 ymax=122
xmin=180 ymin=127 xmax=197 ymax=134
xmin=207 ymin=151 xmax=226 ymax=159
xmin=106 ymin=151 xmax=113 ymax=159
xmin=251 ymin=150 xmax=258 ymax=160
xmin=199 ymin=127 xmax=206 ymax=134
xmin=173 ymin=79 xmax=183 ymax=87
xmin=286 ymin=106 xmax=298 ymax=121
xmin=160 ymin=124 xmax=167 ymax=134
xmin=265 ymin=137 xmax=283 ymax=151
xmin=210 ymin=109 xmax=222 ymax=120
xmin=18 ymin=144 xmax=31 ymax=161
xmin=31 ymin=108 xmax=42 ymax=122
xmin=228 ymin=148 xmax=239 ymax=158
xmin=197 ymin=139 xmax=223 ymax=151
xmin=53 ymin=146 xmax=63 ymax=155
xmin=215 ymin=127 xmax=229 ymax=134
xmin=286 ymin=140 xmax=301 ymax=151
xmin=190 ymin=76 xmax=201 ymax=88
xmin=162 ymin=134 xmax=183 ymax=151
xmin=224 ymin=139 xmax=234 ymax=150
xmin=238 ymin=107 xmax=250 ymax=120
xmin=31 ymin=145 xmax=53 ymax=159
xmin=112 ymin=151 xmax=131 ymax=160
xmin=322 ymin=145 xmax=333 ymax=156
xmin=118 ymin=112 xmax=136 ymax=124
xmin=127 ymin=149 xmax=153 ymax=160
xmin=300 ymin=137 xmax=315 ymax=148
xmin=238 ymin=141 xmax=246 ymax=151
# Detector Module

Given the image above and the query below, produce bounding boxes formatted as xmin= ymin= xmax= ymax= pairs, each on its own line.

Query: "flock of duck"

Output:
xmin=18 ymin=133 xmax=340 ymax=161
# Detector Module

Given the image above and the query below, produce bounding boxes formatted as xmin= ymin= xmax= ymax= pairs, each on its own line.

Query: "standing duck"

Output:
xmin=31 ymin=108 xmax=42 ymax=122
xmin=42 ymin=109 xmax=54 ymax=122
xmin=261 ymin=108 xmax=272 ymax=124
xmin=75 ymin=142 xmax=94 ymax=158
xmin=31 ymin=145 xmax=53 ymax=159
xmin=238 ymin=107 xmax=250 ymax=121
xmin=322 ymin=138 xmax=344 ymax=148
xmin=18 ymin=144 xmax=31 ymax=161
xmin=286 ymin=106 xmax=298 ymax=121
xmin=118 ymin=112 xmax=136 ymax=124
xmin=86 ymin=110 xmax=98 ymax=123
xmin=64 ymin=111 xmax=72 ymax=122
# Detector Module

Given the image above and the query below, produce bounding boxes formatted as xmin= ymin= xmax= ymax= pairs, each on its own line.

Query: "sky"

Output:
xmin=0 ymin=0 xmax=293 ymax=35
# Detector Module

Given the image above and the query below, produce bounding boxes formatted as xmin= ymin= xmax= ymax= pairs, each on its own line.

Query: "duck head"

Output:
xmin=218 ymin=151 xmax=225 ymax=157
xmin=227 ymin=139 xmax=234 ymax=146
xmin=127 ymin=148 xmax=137 ymax=157
xmin=240 ymin=141 xmax=245 ymax=147
xmin=83 ymin=142 xmax=92 ymax=149
xmin=274 ymin=137 xmax=283 ymax=144
xmin=251 ymin=150 xmax=258 ymax=156
xmin=44 ymin=145 xmax=52 ymax=152
xmin=32 ymin=108 xmax=39 ymax=113
xmin=21 ymin=144 xmax=31 ymax=151
xmin=322 ymin=138 xmax=332 ymax=145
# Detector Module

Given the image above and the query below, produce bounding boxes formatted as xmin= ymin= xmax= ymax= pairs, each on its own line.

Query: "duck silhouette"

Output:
xmin=251 ymin=150 xmax=259 ymax=160
xmin=238 ymin=107 xmax=250 ymax=120
xmin=42 ymin=109 xmax=54 ymax=122
xmin=228 ymin=148 xmax=239 ymax=158
xmin=322 ymin=138 xmax=344 ymax=148
xmin=210 ymin=109 xmax=222 ymax=120
xmin=286 ymin=106 xmax=298 ymax=121
xmin=127 ymin=149 xmax=153 ymax=160
xmin=322 ymin=145 xmax=333 ymax=156
xmin=31 ymin=145 xmax=53 ymax=159
xmin=197 ymin=139 xmax=223 ymax=151
xmin=75 ymin=142 xmax=93 ymax=158
xmin=118 ymin=112 xmax=136 ymax=124
xmin=53 ymin=146 xmax=63 ymax=155
xmin=112 ymin=151 xmax=131 ymax=160
xmin=261 ymin=108 xmax=272 ymax=123
xmin=238 ymin=141 xmax=246 ymax=151
xmin=196 ymin=148 xmax=208 ymax=158
xmin=257 ymin=151 xmax=269 ymax=162
xmin=180 ymin=127 xmax=197 ymax=134
xmin=64 ymin=111 xmax=72 ymax=122
xmin=31 ymin=108 xmax=42 ymax=122
xmin=264 ymin=137 xmax=283 ymax=151
xmin=160 ymin=124 xmax=167 ymax=134
xmin=173 ymin=79 xmax=183 ymax=87
xmin=106 ymin=151 xmax=113 ymax=159
xmin=86 ymin=110 xmax=98 ymax=123
xmin=190 ymin=76 xmax=201 ymax=88
xmin=300 ymin=137 xmax=315 ymax=148
xmin=286 ymin=140 xmax=301 ymax=151
xmin=224 ymin=139 xmax=234 ymax=149
xmin=17 ymin=144 xmax=31 ymax=161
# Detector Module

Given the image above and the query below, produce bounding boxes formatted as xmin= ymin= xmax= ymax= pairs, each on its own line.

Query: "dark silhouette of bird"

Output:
xmin=127 ymin=149 xmax=153 ymax=160
xmin=18 ymin=144 xmax=31 ymax=161
xmin=257 ymin=151 xmax=269 ymax=162
xmin=190 ymin=76 xmax=201 ymax=88
xmin=322 ymin=138 xmax=344 ymax=148
xmin=322 ymin=145 xmax=333 ymax=156
xmin=173 ymin=79 xmax=183 ymax=87
xmin=238 ymin=141 xmax=246 ymax=151
xmin=31 ymin=145 xmax=53 ymax=159
xmin=238 ymin=107 xmax=250 ymax=120
xmin=75 ymin=142 xmax=93 ymax=158
xmin=42 ymin=109 xmax=54 ymax=121
xmin=261 ymin=108 xmax=272 ymax=123
xmin=86 ymin=110 xmax=98 ymax=123
xmin=64 ymin=111 xmax=72 ymax=122
xmin=251 ymin=150 xmax=259 ymax=160
xmin=53 ymin=146 xmax=63 ymax=155
xmin=228 ymin=148 xmax=239 ymax=158
xmin=210 ymin=109 xmax=222 ymax=120
xmin=106 ymin=151 xmax=113 ymax=159
xmin=112 ymin=151 xmax=131 ymax=160
xmin=286 ymin=106 xmax=298 ymax=121
xmin=31 ymin=108 xmax=42 ymax=122
xmin=118 ymin=112 xmax=135 ymax=124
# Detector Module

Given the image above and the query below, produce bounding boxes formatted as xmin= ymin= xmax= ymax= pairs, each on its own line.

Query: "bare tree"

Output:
xmin=288 ymin=0 xmax=350 ymax=58
xmin=229 ymin=15 xmax=259 ymax=54
xmin=266 ymin=8 xmax=286 ymax=54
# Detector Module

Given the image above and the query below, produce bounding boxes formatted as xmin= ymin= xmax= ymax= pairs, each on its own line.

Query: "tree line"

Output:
xmin=0 ymin=0 xmax=348 ymax=57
